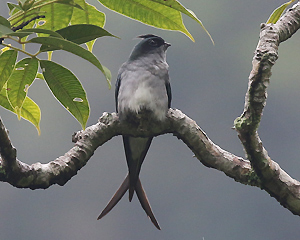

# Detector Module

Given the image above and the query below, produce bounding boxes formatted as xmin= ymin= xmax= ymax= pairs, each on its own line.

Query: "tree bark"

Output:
xmin=0 ymin=109 xmax=259 ymax=189
xmin=234 ymin=2 xmax=300 ymax=215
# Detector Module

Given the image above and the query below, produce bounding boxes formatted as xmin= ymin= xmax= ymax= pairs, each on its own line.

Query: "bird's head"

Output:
xmin=129 ymin=34 xmax=171 ymax=61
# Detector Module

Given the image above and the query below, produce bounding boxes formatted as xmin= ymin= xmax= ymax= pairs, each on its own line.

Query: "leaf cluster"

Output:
xmin=0 ymin=0 xmax=116 ymax=133
xmin=0 ymin=0 xmax=212 ymax=133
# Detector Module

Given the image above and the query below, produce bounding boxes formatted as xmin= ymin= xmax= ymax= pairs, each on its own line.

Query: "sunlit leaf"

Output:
xmin=266 ymin=0 xmax=296 ymax=24
xmin=85 ymin=40 xmax=95 ymax=52
xmin=6 ymin=57 xmax=39 ymax=118
xmin=29 ymin=36 xmax=111 ymax=86
xmin=53 ymin=0 xmax=83 ymax=9
xmin=18 ymin=0 xmax=27 ymax=7
xmin=21 ymin=95 xmax=41 ymax=134
xmin=9 ymin=8 xmax=38 ymax=29
xmin=72 ymin=0 xmax=106 ymax=51
xmin=0 ymin=46 xmax=12 ymax=53
xmin=0 ymin=87 xmax=41 ymax=134
xmin=0 ymin=87 xmax=13 ymax=111
xmin=40 ymin=60 xmax=89 ymax=129
xmin=36 ymin=72 xmax=45 ymax=80
xmin=150 ymin=0 xmax=213 ymax=43
xmin=36 ymin=1 xmax=74 ymax=32
xmin=98 ymin=0 xmax=194 ymax=41
xmin=7 ymin=3 xmax=22 ymax=14
xmin=72 ymin=0 xmax=105 ymax=27
xmin=19 ymin=0 xmax=35 ymax=11
xmin=0 ymin=50 xmax=18 ymax=90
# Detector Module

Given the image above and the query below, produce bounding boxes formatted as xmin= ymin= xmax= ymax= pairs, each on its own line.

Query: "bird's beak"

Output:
xmin=164 ymin=42 xmax=171 ymax=50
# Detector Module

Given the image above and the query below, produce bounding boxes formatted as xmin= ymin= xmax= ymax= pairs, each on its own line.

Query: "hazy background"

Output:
xmin=1 ymin=0 xmax=300 ymax=239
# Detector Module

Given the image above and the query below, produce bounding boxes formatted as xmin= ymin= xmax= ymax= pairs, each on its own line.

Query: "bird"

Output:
xmin=97 ymin=34 xmax=171 ymax=230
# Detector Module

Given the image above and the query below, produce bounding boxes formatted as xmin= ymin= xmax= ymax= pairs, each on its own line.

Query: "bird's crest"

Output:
xmin=136 ymin=34 xmax=160 ymax=39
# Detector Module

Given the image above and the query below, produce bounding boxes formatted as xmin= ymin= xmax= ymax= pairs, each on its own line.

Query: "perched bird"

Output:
xmin=97 ymin=34 xmax=171 ymax=230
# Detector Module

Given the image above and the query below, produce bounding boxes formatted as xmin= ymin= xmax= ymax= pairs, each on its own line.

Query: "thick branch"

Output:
xmin=234 ymin=2 xmax=300 ymax=215
xmin=0 ymin=109 xmax=260 ymax=190
xmin=0 ymin=117 xmax=17 ymax=169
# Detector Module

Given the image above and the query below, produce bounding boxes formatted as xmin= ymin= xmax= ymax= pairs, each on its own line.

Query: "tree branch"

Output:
xmin=234 ymin=2 xmax=300 ymax=215
xmin=0 ymin=109 xmax=260 ymax=189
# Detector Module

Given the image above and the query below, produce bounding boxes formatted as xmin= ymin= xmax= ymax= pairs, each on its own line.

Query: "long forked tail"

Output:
xmin=97 ymin=175 xmax=129 ymax=220
xmin=97 ymin=174 xmax=161 ymax=230
xmin=135 ymin=177 xmax=161 ymax=229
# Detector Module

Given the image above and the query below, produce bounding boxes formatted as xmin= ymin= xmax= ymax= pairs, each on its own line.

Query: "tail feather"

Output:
xmin=136 ymin=178 xmax=161 ymax=230
xmin=129 ymin=186 xmax=134 ymax=202
xmin=123 ymin=136 xmax=153 ymax=202
xmin=98 ymin=174 xmax=161 ymax=230
xmin=97 ymin=175 xmax=130 ymax=220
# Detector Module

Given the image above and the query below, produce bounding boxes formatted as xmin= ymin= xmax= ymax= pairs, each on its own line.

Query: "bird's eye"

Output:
xmin=148 ymin=39 xmax=158 ymax=46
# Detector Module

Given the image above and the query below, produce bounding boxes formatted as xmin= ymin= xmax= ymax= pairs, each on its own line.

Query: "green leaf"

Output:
xmin=266 ymin=0 xmax=296 ymax=24
xmin=29 ymin=36 xmax=111 ymax=86
xmin=8 ymin=28 xmax=63 ymax=38
xmin=0 ymin=87 xmax=41 ymax=134
xmin=72 ymin=0 xmax=106 ymax=51
xmin=185 ymin=9 xmax=213 ymax=44
xmin=36 ymin=72 xmax=45 ymax=80
xmin=0 ymin=16 xmax=11 ymax=28
xmin=0 ymin=87 xmax=13 ymax=111
xmin=0 ymin=23 xmax=13 ymax=37
xmin=0 ymin=50 xmax=18 ymax=90
xmin=18 ymin=0 xmax=35 ymax=12
xmin=19 ymin=0 xmax=35 ymax=11
xmin=40 ymin=60 xmax=89 ymax=129
xmin=28 ymin=0 xmax=82 ymax=10
xmin=36 ymin=1 xmax=74 ymax=32
xmin=51 ymin=24 xmax=118 ymax=54
xmin=18 ymin=0 xmax=26 ymax=10
xmin=98 ymin=0 xmax=194 ymax=41
xmin=0 ymin=87 xmax=14 ymax=111
xmin=6 ymin=57 xmax=39 ymax=118
xmin=8 ymin=9 xmax=36 ymax=29
xmin=85 ymin=40 xmax=96 ymax=52
xmin=18 ymin=0 xmax=27 ymax=5
xmin=21 ymin=95 xmax=41 ymax=134
xmin=55 ymin=24 xmax=118 ymax=45
xmin=72 ymin=0 xmax=105 ymax=27
xmin=54 ymin=0 xmax=83 ymax=9
xmin=150 ymin=0 xmax=213 ymax=43
xmin=7 ymin=3 xmax=22 ymax=14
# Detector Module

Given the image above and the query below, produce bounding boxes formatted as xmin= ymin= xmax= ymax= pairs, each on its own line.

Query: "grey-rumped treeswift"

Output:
xmin=98 ymin=34 xmax=172 ymax=230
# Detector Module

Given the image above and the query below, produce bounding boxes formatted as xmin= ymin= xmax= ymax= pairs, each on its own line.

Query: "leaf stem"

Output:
xmin=1 ymin=42 xmax=38 ymax=58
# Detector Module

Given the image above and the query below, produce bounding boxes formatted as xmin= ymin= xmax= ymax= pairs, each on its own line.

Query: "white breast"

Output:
xmin=118 ymin=69 xmax=168 ymax=121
